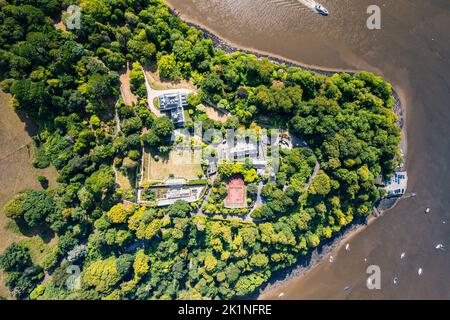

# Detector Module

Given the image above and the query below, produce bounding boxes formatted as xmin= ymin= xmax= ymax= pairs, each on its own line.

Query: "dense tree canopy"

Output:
xmin=0 ymin=0 xmax=401 ymax=300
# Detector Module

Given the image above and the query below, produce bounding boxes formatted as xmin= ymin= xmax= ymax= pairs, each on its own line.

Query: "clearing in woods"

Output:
xmin=142 ymin=147 xmax=203 ymax=183
xmin=143 ymin=64 xmax=196 ymax=91
xmin=204 ymin=106 xmax=230 ymax=123
xmin=119 ymin=63 xmax=138 ymax=106
xmin=0 ymin=91 xmax=58 ymax=298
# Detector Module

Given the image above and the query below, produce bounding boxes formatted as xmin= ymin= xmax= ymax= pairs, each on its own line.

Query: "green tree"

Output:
xmin=0 ymin=243 xmax=32 ymax=272
xmin=152 ymin=116 xmax=174 ymax=140
xmin=250 ymin=253 xmax=269 ymax=268
xmin=309 ymin=172 xmax=332 ymax=196
xmin=3 ymin=190 xmax=54 ymax=227
xmin=82 ymin=257 xmax=121 ymax=294
xmin=116 ymin=254 xmax=134 ymax=278
xmin=200 ymin=72 xmax=224 ymax=95
xmin=85 ymin=165 xmax=115 ymax=197
xmin=251 ymin=205 xmax=274 ymax=220
xmin=167 ymin=200 xmax=191 ymax=218
xmin=107 ymin=203 xmax=135 ymax=224
xmin=157 ymin=54 xmax=180 ymax=81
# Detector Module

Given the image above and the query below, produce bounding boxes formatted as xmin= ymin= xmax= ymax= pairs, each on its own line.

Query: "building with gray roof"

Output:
xmin=158 ymin=92 xmax=188 ymax=127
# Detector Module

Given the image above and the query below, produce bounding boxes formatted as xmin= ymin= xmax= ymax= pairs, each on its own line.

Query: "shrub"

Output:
xmin=0 ymin=243 xmax=32 ymax=272
xmin=37 ymin=175 xmax=48 ymax=189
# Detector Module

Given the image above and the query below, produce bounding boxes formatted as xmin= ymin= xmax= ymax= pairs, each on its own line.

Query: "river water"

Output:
xmin=165 ymin=0 xmax=450 ymax=299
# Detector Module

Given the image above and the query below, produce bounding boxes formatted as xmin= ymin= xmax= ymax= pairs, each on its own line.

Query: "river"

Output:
xmin=165 ymin=0 xmax=450 ymax=299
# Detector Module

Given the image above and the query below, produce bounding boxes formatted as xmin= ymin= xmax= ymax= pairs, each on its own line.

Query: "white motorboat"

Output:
xmin=315 ymin=3 xmax=329 ymax=16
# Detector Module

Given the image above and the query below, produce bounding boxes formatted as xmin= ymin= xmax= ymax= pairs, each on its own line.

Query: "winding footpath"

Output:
xmin=305 ymin=162 xmax=321 ymax=191
xmin=141 ymin=67 xmax=194 ymax=117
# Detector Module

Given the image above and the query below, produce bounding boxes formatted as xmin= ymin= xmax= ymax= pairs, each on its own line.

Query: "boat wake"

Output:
xmin=297 ymin=0 xmax=317 ymax=10
xmin=269 ymin=0 xmax=325 ymax=14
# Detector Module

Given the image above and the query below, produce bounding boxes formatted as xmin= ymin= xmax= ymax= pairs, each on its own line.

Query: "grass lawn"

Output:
xmin=153 ymin=97 xmax=159 ymax=109
xmin=204 ymin=106 xmax=229 ymax=123
xmin=119 ymin=64 xmax=138 ymax=106
xmin=0 ymin=91 xmax=58 ymax=299
xmin=114 ymin=166 xmax=133 ymax=190
xmin=144 ymin=64 xmax=196 ymax=91
xmin=18 ymin=234 xmax=58 ymax=266
xmin=184 ymin=110 xmax=192 ymax=122
xmin=142 ymin=147 xmax=203 ymax=183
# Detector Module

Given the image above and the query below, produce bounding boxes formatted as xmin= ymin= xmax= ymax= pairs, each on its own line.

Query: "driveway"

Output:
xmin=142 ymin=67 xmax=194 ymax=117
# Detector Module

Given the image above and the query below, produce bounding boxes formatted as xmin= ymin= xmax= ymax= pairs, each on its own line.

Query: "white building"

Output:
xmin=384 ymin=171 xmax=408 ymax=197
xmin=155 ymin=185 xmax=205 ymax=206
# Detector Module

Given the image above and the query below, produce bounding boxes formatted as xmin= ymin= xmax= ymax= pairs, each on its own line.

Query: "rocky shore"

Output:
xmin=169 ymin=8 xmax=406 ymax=148
xmin=168 ymin=5 xmax=408 ymax=300
xmin=170 ymin=8 xmax=346 ymax=77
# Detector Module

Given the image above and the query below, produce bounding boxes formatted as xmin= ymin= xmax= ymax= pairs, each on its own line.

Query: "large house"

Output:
xmin=223 ymin=140 xmax=259 ymax=159
xmin=158 ymin=92 xmax=187 ymax=127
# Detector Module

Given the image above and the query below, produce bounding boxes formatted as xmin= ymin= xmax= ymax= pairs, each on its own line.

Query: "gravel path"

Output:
xmin=142 ymin=67 xmax=194 ymax=117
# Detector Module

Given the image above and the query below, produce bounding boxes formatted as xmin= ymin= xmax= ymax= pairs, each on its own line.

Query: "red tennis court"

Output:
xmin=224 ymin=175 xmax=247 ymax=208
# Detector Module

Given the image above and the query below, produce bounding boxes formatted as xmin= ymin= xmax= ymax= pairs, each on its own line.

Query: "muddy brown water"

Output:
xmin=165 ymin=0 xmax=450 ymax=299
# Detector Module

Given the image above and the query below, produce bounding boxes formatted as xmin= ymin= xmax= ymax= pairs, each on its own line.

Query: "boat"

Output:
xmin=345 ymin=243 xmax=350 ymax=251
xmin=329 ymin=255 xmax=334 ymax=263
xmin=278 ymin=292 xmax=285 ymax=298
xmin=400 ymin=252 xmax=406 ymax=260
xmin=315 ymin=3 xmax=329 ymax=16
xmin=425 ymin=207 xmax=431 ymax=214
xmin=418 ymin=268 xmax=423 ymax=276
xmin=393 ymin=277 xmax=399 ymax=285
xmin=435 ymin=243 xmax=445 ymax=250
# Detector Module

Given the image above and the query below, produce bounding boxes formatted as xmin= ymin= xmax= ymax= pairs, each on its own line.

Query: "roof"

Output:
xmin=158 ymin=92 xmax=187 ymax=126
xmin=158 ymin=93 xmax=188 ymax=111
xmin=385 ymin=171 xmax=408 ymax=196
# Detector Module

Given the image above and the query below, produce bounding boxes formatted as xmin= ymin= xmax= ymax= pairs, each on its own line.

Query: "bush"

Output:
xmin=122 ymin=157 xmax=138 ymax=170
xmin=186 ymin=179 xmax=208 ymax=186
xmin=0 ymin=243 xmax=32 ymax=272
xmin=32 ymin=152 xmax=50 ymax=169
xmin=37 ymin=175 xmax=48 ymax=189
xmin=42 ymin=249 xmax=59 ymax=271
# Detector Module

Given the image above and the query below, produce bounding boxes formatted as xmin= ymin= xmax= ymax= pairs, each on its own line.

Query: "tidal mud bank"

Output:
xmin=167 ymin=5 xmax=408 ymax=300
xmin=169 ymin=7 xmax=406 ymax=155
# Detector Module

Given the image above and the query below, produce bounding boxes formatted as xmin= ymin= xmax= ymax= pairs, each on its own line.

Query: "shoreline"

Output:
xmin=166 ymin=2 xmax=408 ymax=300
xmin=167 ymin=5 xmax=407 ymax=158
xmin=255 ymin=208 xmax=388 ymax=300
xmin=167 ymin=7 xmax=356 ymax=76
